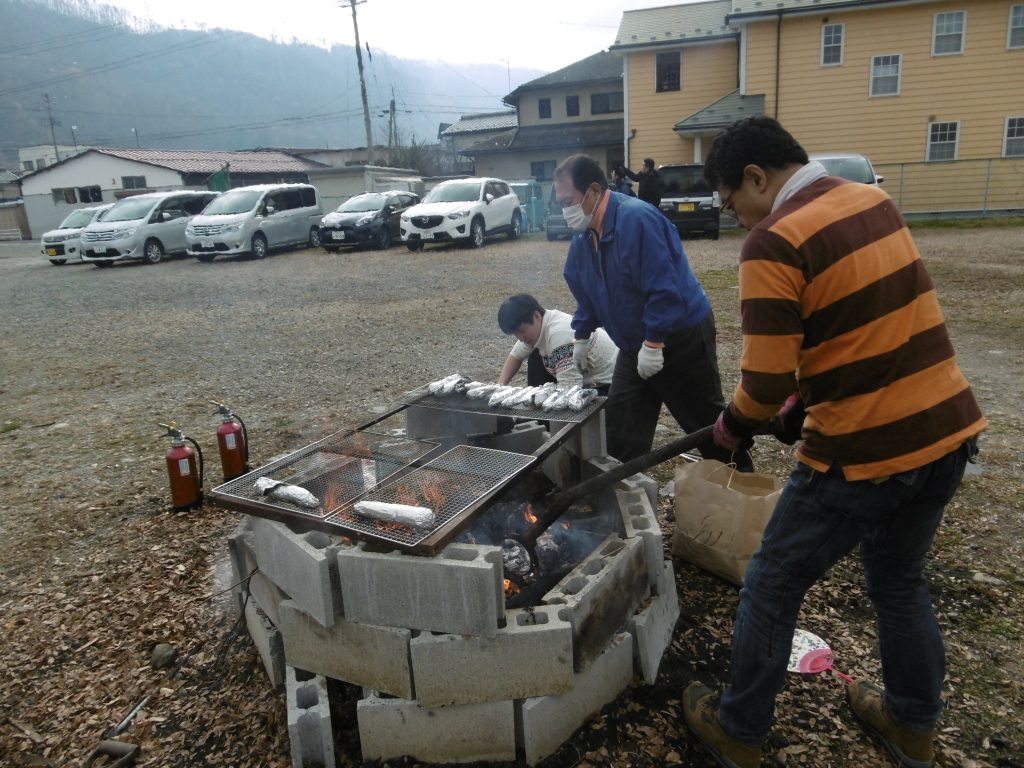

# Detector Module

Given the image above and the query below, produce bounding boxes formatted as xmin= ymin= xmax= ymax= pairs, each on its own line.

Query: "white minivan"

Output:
xmin=40 ymin=203 xmax=114 ymax=265
xmin=186 ymin=183 xmax=323 ymax=261
xmin=80 ymin=190 xmax=219 ymax=267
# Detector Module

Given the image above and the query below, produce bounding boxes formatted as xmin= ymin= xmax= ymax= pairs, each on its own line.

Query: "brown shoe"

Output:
xmin=847 ymin=680 xmax=935 ymax=768
xmin=682 ymin=683 xmax=762 ymax=768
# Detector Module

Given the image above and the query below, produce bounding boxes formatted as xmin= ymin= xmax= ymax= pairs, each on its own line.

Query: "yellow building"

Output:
xmin=612 ymin=0 xmax=1024 ymax=213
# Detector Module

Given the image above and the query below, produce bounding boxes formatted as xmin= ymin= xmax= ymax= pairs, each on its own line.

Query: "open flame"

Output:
xmin=503 ymin=578 xmax=520 ymax=598
xmin=524 ymin=502 xmax=537 ymax=525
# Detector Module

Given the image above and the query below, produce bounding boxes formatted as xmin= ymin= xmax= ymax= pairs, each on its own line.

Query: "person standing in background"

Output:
xmin=620 ymin=157 xmax=662 ymax=208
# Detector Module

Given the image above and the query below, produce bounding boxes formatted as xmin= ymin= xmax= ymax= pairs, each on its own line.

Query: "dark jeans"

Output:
xmin=605 ymin=311 xmax=748 ymax=467
xmin=718 ymin=443 xmax=971 ymax=744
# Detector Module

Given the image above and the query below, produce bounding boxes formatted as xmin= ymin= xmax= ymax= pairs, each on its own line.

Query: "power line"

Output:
xmin=0 ymin=22 xmax=127 ymax=55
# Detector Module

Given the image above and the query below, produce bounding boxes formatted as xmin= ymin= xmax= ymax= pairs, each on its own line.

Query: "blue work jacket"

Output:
xmin=563 ymin=192 xmax=710 ymax=354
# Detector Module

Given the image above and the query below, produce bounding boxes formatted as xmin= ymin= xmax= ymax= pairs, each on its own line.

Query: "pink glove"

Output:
xmin=713 ymin=411 xmax=743 ymax=451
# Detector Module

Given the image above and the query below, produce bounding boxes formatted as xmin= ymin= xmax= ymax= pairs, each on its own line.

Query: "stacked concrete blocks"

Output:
xmin=286 ymin=664 xmax=335 ymax=768
xmin=227 ymin=517 xmax=258 ymax=618
xmin=616 ymin=486 xmax=664 ymax=588
xmin=628 ymin=560 xmax=680 ymax=685
xmin=244 ymin=598 xmax=286 ymax=688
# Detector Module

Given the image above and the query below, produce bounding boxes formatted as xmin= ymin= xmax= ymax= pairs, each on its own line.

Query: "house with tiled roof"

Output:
xmin=612 ymin=0 xmax=1024 ymax=214
xmin=464 ymin=51 xmax=626 ymax=189
xmin=18 ymin=147 xmax=328 ymax=237
xmin=439 ymin=111 xmax=519 ymax=172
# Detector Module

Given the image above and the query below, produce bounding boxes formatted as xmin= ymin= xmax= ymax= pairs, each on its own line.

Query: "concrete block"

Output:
xmin=517 ymin=631 xmax=634 ymax=766
xmin=244 ymin=598 xmax=284 ymax=688
xmin=358 ymin=691 xmax=515 ymax=764
xmin=227 ymin=517 xmax=257 ymax=617
xmin=629 ymin=560 xmax=680 ymax=685
xmin=405 ymin=404 xmax=499 ymax=441
xmin=252 ymin=517 xmax=343 ymax=628
xmin=564 ymin=409 xmax=607 ymax=461
xmin=583 ymin=454 xmax=657 ymax=509
xmin=473 ymin=420 xmax=549 ymax=455
xmin=543 ymin=535 xmax=648 ymax=671
xmin=286 ymin=665 xmax=335 ymax=768
xmin=410 ymin=605 xmax=573 ymax=707
xmin=249 ymin=570 xmax=289 ymax=629
xmin=337 ymin=542 xmax=504 ymax=637
xmin=616 ymin=487 xmax=664 ymax=589
xmin=278 ymin=599 xmax=413 ymax=699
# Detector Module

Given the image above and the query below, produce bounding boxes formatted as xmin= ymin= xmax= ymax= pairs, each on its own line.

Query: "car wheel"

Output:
xmin=143 ymin=239 xmax=164 ymax=264
xmin=376 ymin=227 xmax=392 ymax=250
xmin=49 ymin=258 xmax=67 ymax=266
xmin=546 ymin=231 xmax=557 ymax=241
xmin=709 ymin=229 xmax=720 ymax=241
xmin=308 ymin=227 xmax=322 ymax=248
xmin=406 ymin=241 xmax=424 ymax=252
xmin=508 ymin=210 xmax=522 ymax=240
xmin=196 ymin=253 xmax=217 ymax=263
xmin=251 ymin=233 xmax=268 ymax=259
xmin=469 ymin=217 xmax=485 ymax=248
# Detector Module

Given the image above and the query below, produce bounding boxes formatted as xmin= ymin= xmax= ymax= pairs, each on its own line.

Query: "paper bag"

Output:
xmin=671 ymin=460 xmax=782 ymax=586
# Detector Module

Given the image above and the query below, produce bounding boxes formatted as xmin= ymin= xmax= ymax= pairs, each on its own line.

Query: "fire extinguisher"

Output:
xmin=159 ymin=422 xmax=204 ymax=511
xmin=211 ymin=400 xmax=251 ymax=482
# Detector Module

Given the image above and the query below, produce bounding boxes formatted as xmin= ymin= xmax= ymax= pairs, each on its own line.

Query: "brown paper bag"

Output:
xmin=671 ymin=460 xmax=783 ymax=586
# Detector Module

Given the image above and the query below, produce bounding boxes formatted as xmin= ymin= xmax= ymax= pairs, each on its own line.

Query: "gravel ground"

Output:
xmin=1 ymin=227 xmax=1021 ymax=768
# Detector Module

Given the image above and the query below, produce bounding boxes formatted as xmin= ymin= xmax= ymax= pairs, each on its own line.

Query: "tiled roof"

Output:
xmin=674 ymin=90 xmax=765 ymax=132
xmin=505 ymin=51 xmax=623 ymax=106
xmin=92 ymin=147 xmax=326 ymax=174
xmin=612 ymin=0 xmax=736 ymax=51
xmin=463 ymin=119 xmax=624 ymax=156
xmin=441 ymin=111 xmax=518 ymax=136
xmin=728 ymin=0 xmax=883 ymax=21
xmin=0 ymin=169 xmax=19 ymax=183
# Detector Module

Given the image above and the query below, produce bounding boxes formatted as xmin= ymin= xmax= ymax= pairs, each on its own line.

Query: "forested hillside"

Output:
xmin=0 ymin=0 xmax=540 ymax=164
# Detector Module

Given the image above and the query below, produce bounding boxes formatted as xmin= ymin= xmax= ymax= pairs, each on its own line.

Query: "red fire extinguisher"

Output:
xmin=159 ymin=422 xmax=204 ymax=511
xmin=211 ymin=400 xmax=250 ymax=482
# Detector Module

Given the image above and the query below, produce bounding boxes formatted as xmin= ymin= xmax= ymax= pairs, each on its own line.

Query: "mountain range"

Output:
xmin=0 ymin=0 xmax=544 ymax=168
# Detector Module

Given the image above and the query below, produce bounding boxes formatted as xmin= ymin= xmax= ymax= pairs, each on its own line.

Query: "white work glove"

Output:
xmin=573 ymin=338 xmax=591 ymax=375
xmin=636 ymin=342 xmax=664 ymax=379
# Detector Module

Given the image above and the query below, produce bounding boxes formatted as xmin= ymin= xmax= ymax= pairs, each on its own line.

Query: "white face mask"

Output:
xmin=562 ymin=188 xmax=595 ymax=231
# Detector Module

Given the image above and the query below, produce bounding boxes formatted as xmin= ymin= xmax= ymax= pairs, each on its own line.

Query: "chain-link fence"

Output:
xmin=875 ymin=157 xmax=1024 ymax=217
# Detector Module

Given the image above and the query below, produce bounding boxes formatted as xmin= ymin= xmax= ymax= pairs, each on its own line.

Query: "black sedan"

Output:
xmin=319 ymin=191 xmax=420 ymax=251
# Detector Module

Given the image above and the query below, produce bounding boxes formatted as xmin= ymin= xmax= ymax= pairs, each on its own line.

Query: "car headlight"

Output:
xmin=114 ymin=227 xmax=138 ymax=239
xmin=222 ymin=222 xmax=243 ymax=233
xmin=185 ymin=224 xmax=195 ymax=235
xmin=356 ymin=213 xmax=377 ymax=227
xmin=447 ymin=210 xmax=470 ymax=220
xmin=400 ymin=214 xmax=410 ymax=222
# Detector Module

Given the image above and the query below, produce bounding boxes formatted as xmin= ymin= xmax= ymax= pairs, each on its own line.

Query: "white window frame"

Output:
xmin=1004 ymin=116 xmax=1024 ymax=157
xmin=1009 ymin=4 xmax=1024 ymax=49
xmin=932 ymin=11 xmax=966 ymax=56
xmin=821 ymin=22 xmax=845 ymax=66
xmin=869 ymin=54 xmax=902 ymax=97
xmin=926 ymin=121 xmax=960 ymax=162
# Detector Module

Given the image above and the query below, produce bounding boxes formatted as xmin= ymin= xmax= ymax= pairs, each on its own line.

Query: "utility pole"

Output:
xmin=44 ymin=93 xmax=60 ymax=162
xmin=339 ymin=0 xmax=373 ymax=154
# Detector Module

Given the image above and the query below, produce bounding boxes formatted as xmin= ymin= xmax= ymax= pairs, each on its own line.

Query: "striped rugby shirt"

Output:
xmin=729 ymin=175 xmax=986 ymax=480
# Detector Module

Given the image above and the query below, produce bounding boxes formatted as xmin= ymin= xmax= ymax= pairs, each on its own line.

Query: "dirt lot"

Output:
xmin=1 ymin=225 xmax=1021 ymax=768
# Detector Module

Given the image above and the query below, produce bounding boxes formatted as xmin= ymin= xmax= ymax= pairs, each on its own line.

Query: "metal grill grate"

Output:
xmin=211 ymin=430 xmax=439 ymax=519
xmin=325 ymin=445 xmax=535 ymax=546
xmin=397 ymin=385 xmax=603 ymax=423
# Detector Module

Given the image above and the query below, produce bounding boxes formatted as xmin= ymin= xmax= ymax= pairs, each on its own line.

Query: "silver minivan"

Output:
xmin=186 ymin=183 xmax=323 ymax=261
xmin=80 ymin=191 xmax=219 ymax=267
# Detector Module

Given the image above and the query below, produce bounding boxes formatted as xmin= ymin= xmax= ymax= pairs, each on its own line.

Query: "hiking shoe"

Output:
xmin=682 ymin=683 xmax=762 ymax=768
xmin=847 ymin=680 xmax=935 ymax=768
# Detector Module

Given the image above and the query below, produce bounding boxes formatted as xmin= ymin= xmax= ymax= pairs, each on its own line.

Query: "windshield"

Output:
xmin=60 ymin=208 xmax=102 ymax=229
xmin=336 ymin=193 xmax=387 ymax=213
xmin=201 ymin=189 xmax=263 ymax=215
xmin=104 ymin=196 xmax=157 ymax=222
xmin=424 ymin=182 xmax=480 ymax=204
xmin=816 ymin=157 xmax=875 ymax=184
xmin=660 ymin=167 xmax=712 ymax=197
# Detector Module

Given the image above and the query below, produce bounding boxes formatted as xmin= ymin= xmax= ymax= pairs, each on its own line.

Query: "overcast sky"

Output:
xmin=99 ymin=0 xmax=700 ymax=72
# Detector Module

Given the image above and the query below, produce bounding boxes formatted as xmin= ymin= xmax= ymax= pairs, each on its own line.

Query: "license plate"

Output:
xmin=201 ymin=239 xmax=214 ymax=248
xmin=46 ymin=248 xmax=57 ymax=256
xmin=94 ymin=247 xmax=107 ymax=254
xmin=421 ymin=232 xmax=433 ymax=240
xmin=677 ymin=203 xmax=695 ymax=212
xmin=331 ymin=231 xmax=345 ymax=240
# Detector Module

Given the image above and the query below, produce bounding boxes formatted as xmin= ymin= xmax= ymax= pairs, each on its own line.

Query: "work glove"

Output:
xmin=768 ymin=393 xmax=806 ymax=445
xmin=636 ymin=342 xmax=664 ymax=379
xmin=713 ymin=406 xmax=760 ymax=452
xmin=573 ymin=338 xmax=591 ymax=375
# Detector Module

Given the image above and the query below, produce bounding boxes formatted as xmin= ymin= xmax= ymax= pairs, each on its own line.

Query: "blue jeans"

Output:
xmin=718 ymin=443 xmax=971 ymax=744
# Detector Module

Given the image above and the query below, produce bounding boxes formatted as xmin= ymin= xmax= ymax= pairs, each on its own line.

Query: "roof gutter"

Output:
xmin=727 ymin=0 xmax=931 ymax=23
xmin=609 ymin=32 xmax=738 ymax=54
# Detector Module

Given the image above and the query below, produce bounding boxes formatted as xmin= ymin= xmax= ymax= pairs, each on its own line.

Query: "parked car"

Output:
xmin=80 ymin=191 xmax=219 ymax=267
xmin=319 ymin=191 xmax=420 ymax=251
xmin=187 ymin=183 xmax=323 ymax=262
xmin=400 ymin=178 xmax=521 ymax=250
xmin=658 ymin=164 xmax=720 ymax=240
xmin=545 ymin=186 xmax=572 ymax=241
xmin=810 ymin=152 xmax=884 ymax=185
xmin=40 ymin=203 xmax=113 ymax=265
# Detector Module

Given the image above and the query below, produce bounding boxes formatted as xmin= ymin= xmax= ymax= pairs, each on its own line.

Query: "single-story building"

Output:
xmin=305 ymin=164 xmax=424 ymax=211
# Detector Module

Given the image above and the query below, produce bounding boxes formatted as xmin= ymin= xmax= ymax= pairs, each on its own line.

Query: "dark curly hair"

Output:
xmin=703 ymin=117 xmax=809 ymax=191
xmin=554 ymin=154 xmax=607 ymax=194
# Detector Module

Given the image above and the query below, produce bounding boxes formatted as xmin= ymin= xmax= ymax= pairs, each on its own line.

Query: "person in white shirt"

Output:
xmin=497 ymin=294 xmax=617 ymax=394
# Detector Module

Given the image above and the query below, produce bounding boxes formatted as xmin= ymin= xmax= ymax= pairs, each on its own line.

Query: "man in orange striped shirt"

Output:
xmin=682 ymin=117 xmax=985 ymax=768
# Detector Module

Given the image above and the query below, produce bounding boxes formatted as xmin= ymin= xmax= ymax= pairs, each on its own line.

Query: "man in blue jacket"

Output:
xmin=554 ymin=153 xmax=750 ymax=468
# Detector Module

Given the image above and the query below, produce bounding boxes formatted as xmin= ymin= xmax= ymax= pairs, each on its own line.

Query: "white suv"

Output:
xmin=400 ymin=178 xmax=522 ymax=250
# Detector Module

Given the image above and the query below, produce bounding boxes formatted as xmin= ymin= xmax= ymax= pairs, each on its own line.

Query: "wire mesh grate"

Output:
xmin=324 ymin=445 xmax=536 ymax=546
xmin=397 ymin=385 xmax=603 ymax=423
